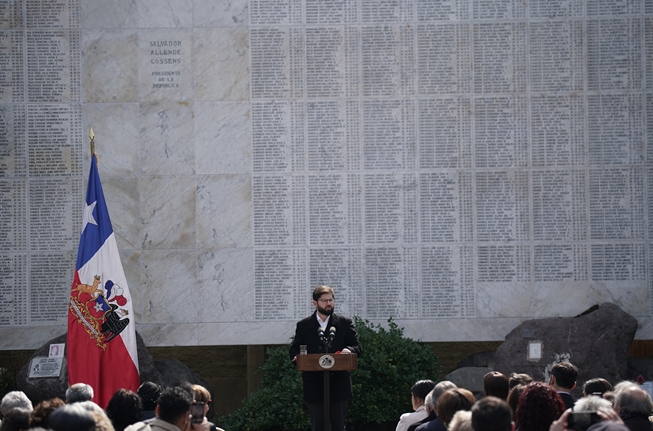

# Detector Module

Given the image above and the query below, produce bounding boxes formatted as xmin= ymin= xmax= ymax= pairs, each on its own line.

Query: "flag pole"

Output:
xmin=89 ymin=127 xmax=97 ymax=164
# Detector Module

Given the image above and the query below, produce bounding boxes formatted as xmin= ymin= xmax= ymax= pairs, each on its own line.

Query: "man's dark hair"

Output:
xmin=411 ymin=380 xmax=436 ymax=401
xmin=551 ymin=362 xmax=578 ymax=390
xmin=157 ymin=385 xmax=192 ymax=424
xmin=1 ymin=407 xmax=31 ymax=431
xmin=508 ymin=373 xmax=533 ymax=390
xmin=137 ymin=381 xmax=161 ymax=411
xmin=106 ymin=388 xmax=142 ymax=431
xmin=472 ymin=396 xmax=513 ymax=431
xmin=49 ymin=404 xmax=96 ymax=431
xmin=312 ymin=285 xmax=334 ymax=301
xmin=484 ymin=371 xmax=510 ymax=400
xmin=583 ymin=378 xmax=613 ymax=397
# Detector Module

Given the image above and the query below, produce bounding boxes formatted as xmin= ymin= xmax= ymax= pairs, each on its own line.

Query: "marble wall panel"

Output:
xmin=197 ymin=248 xmax=254 ymax=321
xmin=104 ymin=176 xmax=140 ymax=249
xmin=531 ymin=282 xmax=589 ymax=317
xmin=137 ymin=0 xmax=193 ymax=28
xmin=118 ymin=250 xmax=143 ymax=296
xmin=5 ymin=0 xmax=653 ymax=350
xmin=195 ymin=102 xmax=251 ymax=175
xmin=193 ymin=0 xmax=249 ymax=27
xmin=197 ymin=321 xmax=293 ymax=345
xmin=138 ymin=323 xmax=199 ymax=346
xmin=139 ymin=249 xmax=199 ymax=324
xmin=81 ymin=0 xmax=138 ymax=29
xmin=138 ymin=29 xmax=193 ymax=102
xmin=82 ymin=103 xmax=140 ymax=176
xmin=193 ymin=28 xmax=250 ymax=101
xmin=590 ymin=281 xmax=650 ymax=316
xmin=140 ymin=176 xmax=196 ymax=250
xmin=197 ymin=175 xmax=251 ymax=249
xmin=476 ymin=282 xmax=534 ymax=318
xmin=140 ymin=102 xmax=195 ymax=175
xmin=0 ymin=1 xmax=23 ymax=29
xmin=82 ymin=29 xmax=138 ymax=103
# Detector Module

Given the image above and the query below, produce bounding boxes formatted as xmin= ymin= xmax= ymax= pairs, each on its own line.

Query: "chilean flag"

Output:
xmin=67 ymin=154 xmax=139 ymax=407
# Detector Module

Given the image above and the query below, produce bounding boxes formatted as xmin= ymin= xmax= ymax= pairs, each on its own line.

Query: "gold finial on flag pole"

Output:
xmin=89 ymin=128 xmax=98 ymax=163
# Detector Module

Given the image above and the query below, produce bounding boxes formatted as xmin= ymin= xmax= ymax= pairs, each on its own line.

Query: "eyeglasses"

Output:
xmin=318 ymin=298 xmax=334 ymax=304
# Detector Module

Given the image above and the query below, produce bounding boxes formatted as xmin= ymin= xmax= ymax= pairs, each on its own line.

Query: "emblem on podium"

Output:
xmin=318 ymin=354 xmax=335 ymax=369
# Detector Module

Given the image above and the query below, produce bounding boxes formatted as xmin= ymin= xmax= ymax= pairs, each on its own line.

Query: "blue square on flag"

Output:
xmin=93 ymin=296 xmax=111 ymax=314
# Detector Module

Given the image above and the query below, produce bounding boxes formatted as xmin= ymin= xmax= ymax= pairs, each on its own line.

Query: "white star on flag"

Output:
xmin=81 ymin=201 xmax=98 ymax=233
xmin=94 ymin=301 xmax=105 ymax=313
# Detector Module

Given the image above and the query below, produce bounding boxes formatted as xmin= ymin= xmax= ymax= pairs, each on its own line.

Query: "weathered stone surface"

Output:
xmin=16 ymin=332 xmax=162 ymax=405
xmin=136 ymin=332 xmax=164 ymax=387
xmin=494 ymin=303 xmax=637 ymax=399
xmin=17 ymin=333 xmax=68 ymax=404
xmin=154 ymin=358 xmax=215 ymax=419
xmin=445 ymin=366 xmax=491 ymax=395
xmin=455 ymin=351 xmax=495 ymax=370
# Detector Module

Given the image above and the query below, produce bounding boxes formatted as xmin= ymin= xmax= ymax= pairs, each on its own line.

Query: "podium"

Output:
xmin=296 ymin=353 xmax=358 ymax=431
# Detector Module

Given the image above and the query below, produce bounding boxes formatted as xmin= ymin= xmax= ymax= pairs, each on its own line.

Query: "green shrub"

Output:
xmin=221 ymin=318 xmax=440 ymax=431
xmin=348 ymin=317 xmax=440 ymax=426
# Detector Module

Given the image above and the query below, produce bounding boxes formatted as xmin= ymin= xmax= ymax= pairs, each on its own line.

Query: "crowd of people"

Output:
xmin=395 ymin=362 xmax=653 ymax=431
xmin=0 ymin=381 xmax=223 ymax=431
xmin=1 ymin=361 xmax=652 ymax=431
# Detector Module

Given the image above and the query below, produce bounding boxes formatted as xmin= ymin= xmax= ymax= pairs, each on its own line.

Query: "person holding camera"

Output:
xmin=125 ymin=385 xmax=211 ymax=431
xmin=549 ymin=404 xmax=625 ymax=431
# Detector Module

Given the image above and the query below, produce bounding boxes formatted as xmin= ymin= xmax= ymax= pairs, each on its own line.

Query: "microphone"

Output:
xmin=318 ymin=326 xmax=325 ymax=341
xmin=328 ymin=326 xmax=336 ymax=341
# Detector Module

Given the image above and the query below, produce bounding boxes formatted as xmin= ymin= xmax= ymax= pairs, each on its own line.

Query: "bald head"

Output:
xmin=614 ymin=386 xmax=653 ymax=416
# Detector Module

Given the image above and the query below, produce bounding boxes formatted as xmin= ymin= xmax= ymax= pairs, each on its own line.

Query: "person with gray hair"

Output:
xmin=0 ymin=391 xmax=33 ymax=417
xmin=574 ymin=395 xmax=614 ymax=414
xmin=612 ymin=382 xmax=653 ymax=431
xmin=66 ymin=383 xmax=95 ymax=404
xmin=448 ymin=410 xmax=472 ymax=431
xmin=416 ymin=381 xmax=458 ymax=431
xmin=396 ymin=380 xmax=436 ymax=431
xmin=408 ymin=392 xmax=436 ymax=431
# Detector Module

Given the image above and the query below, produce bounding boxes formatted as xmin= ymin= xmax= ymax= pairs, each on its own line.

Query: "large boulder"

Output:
xmin=494 ymin=303 xmax=637 ymax=399
xmin=155 ymin=359 xmax=215 ymax=419
xmin=455 ymin=351 xmax=495 ymax=369
xmin=17 ymin=331 xmax=162 ymax=405
xmin=445 ymin=366 xmax=491 ymax=396
xmin=17 ymin=333 xmax=68 ymax=403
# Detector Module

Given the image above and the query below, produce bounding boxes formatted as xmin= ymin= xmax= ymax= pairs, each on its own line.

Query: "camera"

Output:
xmin=567 ymin=411 xmax=600 ymax=431
xmin=191 ymin=402 xmax=204 ymax=424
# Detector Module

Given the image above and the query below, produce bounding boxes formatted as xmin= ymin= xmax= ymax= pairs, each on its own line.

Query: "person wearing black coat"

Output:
xmin=289 ymin=285 xmax=362 ymax=431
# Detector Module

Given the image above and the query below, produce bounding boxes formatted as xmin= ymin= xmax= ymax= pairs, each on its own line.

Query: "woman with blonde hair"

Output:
xmin=191 ymin=384 xmax=224 ymax=431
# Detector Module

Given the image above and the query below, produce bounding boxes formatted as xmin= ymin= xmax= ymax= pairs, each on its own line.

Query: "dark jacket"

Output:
xmin=289 ymin=312 xmax=362 ymax=403
xmin=558 ymin=392 xmax=575 ymax=410
xmin=415 ymin=417 xmax=446 ymax=431
xmin=621 ymin=413 xmax=653 ymax=431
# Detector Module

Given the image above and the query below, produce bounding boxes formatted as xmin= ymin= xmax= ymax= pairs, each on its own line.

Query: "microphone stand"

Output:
xmin=318 ymin=328 xmax=336 ymax=431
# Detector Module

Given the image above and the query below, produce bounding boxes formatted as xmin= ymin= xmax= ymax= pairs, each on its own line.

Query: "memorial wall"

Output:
xmin=1 ymin=0 xmax=652 ymax=349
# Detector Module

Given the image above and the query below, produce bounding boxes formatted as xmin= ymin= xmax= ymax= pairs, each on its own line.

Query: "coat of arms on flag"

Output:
xmin=67 ymin=132 xmax=139 ymax=407
xmin=70 ymin=274 xmax=131 ymax=348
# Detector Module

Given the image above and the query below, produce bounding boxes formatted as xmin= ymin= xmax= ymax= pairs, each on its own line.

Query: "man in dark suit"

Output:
xmin=549 ymin=362 xmax=578 ymax=410
xmin=290 ymin=285 xmax=363 ymax=431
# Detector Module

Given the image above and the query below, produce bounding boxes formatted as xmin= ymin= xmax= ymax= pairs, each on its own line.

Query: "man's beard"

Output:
xmin=317 ymin=304 xmax=334 ymax=316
